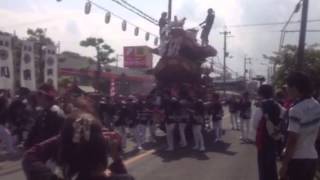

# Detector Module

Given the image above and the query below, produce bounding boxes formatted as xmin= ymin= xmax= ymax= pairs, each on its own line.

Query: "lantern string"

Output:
xmin=87 ymin=0 xmax=159 ymax=39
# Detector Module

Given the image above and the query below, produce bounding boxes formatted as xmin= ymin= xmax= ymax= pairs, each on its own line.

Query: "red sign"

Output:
xmin=123 ymin=46 xmax=152 ymax=68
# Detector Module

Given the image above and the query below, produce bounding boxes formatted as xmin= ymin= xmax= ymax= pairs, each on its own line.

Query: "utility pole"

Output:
xmin=220 ymin=27 xmax=231 ymax=97
xmin=168 ymin=0 xmax=172 ymax=21
xmin=244 ymin=55 xmax=252 ymax=89
xmin=297 ymin=0 xmax=309 ymax=70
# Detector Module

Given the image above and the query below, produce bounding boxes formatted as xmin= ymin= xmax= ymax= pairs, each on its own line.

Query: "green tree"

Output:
xmin=27 ymin=28 xmax=54 ymax=85
xmin=80 ymin=37 xmax=116 ymax=91
xmin=27 ymin=28 xmax=54 ymax=45
xmin=264 ymin=44 xmax=320 ymax=91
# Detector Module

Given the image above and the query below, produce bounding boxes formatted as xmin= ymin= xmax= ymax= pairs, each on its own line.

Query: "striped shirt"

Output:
xmin=288 ymin=97 xmax=320 ymax=159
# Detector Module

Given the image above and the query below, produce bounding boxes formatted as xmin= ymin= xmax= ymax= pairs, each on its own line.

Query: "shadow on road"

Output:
xmin=150 ymin=129 xmax=238 ymax=163
xmin=205 ymin=141 xmax=237 ymax=156
xmin=154 ymin=148 xmax=210 ymax=163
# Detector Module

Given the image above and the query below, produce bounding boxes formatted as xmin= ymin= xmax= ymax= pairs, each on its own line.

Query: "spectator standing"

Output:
xmin=239 ymin=92 xmax=252 ymax=141
xmin=279 ymin=72 xmax=320 ymax=180
xmin=253 ymin=85 xmax=284 ymax=180
xmin=228 ymin=96 xmax=238 ymax=130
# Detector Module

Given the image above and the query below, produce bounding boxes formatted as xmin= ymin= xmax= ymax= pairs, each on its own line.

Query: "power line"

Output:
xmin=119 ymin=0 xmax=158 ymax=23
xmin=272 ymin=29 xmax=320 ymax=33
xmin=88 ymin=0 xmax=159 ymax=38
xmin=225 ymin=19 xmax=320 ymax=28
xmin=285 ymin=30 xmax=320 ymax=32
xmin=108 ymin=0 xmax=158 ymax=25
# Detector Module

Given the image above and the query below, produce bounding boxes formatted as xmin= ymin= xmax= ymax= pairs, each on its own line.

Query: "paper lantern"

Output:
xmin=84 ymin=1 xmax=91 ymax=15
xmin=134 ymin=27 xmax=139 ymax=36
xmin=122 ymin=20 xmax=127 ymax=31
xmin=105 ymin=12 xmax=111 ymax=24
xmin=154 ymin=37 xmax=159 ymax=46
xmin=145 ymin=32 xmax=150 ymax=41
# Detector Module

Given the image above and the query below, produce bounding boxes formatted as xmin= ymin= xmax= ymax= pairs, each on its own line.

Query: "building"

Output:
xmin=58 ymin=51 xmax=155 ymax=96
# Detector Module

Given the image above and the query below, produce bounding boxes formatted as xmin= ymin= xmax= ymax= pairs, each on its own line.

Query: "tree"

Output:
xmin=26 ymin=28 xmax=54 ymax=85
xmin=80 ymin=37 xmax=116 ymax=91
xmin=264 ymin=44 xmax=320 ymax=91
xmin=27 ymin=28 xmax=54 ymax=45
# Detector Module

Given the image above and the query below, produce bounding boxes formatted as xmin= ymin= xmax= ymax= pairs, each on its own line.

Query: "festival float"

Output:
xmin=152 ymin=18 xmax=217 ymax=96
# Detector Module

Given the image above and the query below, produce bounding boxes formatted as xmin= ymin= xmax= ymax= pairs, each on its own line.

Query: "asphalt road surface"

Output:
xmin=127 ymin=120 xmax=259 ymax=180
xmin=0 ymin=112 xmax=259 ymax=180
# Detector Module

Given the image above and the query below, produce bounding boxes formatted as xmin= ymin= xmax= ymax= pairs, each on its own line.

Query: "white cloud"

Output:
xmin=1 ymin=0 xmax=319 ymax=78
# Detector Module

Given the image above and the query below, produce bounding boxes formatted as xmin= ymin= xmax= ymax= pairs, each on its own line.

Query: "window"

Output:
xmin=0 ymin=66 xmax=10 ymax=78
xmin=23 ymin=69 xmax=31 ymax=80
xmin=47 ymin=69 xmax=53 ymax=75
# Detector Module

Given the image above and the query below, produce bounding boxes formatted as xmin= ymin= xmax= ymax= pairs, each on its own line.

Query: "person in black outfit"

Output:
xmin=22 ymin=96 xmax=133 ymax=180
xmin=191 ymin=99 xmax=206 ymax=152
xmin=199 ymin=8 xmax=215 ymax=46
xmin=24 ymin=84 xmax=65 ymax=149
xmin=7 ymin=96 xmax=33 ymax=144
xmin=209 ymin=94 xmax=224 ymax=142
xmin=127 ymin=99 xmax=140 ymax=149
xmin=164 ymin=97 xmax=180 ymax=151
xmin=228 ymin=96 xmax=239 ymax=130
xmin=135 ymin=100 xmax=152 ymax=150
xmin=239 ymin=92 xmax=252 ymax=141
xmin=177 ymin=99 xmax=189 ymax=148
xmin=159 ymin=12 xmax=168 ymax=39
xmin=113 ymin=100 xmax=129 ymax=149
xmin=254 ymin=85 xmax=283 ymax=180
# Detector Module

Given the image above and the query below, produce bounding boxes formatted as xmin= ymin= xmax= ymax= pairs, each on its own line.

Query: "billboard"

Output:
xmin=123 ymin=46 xmax=152 ymax=69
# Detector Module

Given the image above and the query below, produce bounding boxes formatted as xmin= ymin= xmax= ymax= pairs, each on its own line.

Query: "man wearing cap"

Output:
xmin=24 ymin=84 xmax=65 ymax=148
xmin=199 ymin=8 xmax=215 ymax=46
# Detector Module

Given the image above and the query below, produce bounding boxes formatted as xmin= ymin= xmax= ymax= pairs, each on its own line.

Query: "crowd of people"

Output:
xmin=92 ymin=90 xmax=225 ymax=152
xmin=249 ymin=72 xmax=320 ymax=180
xmin=1 ymin=72 xmax=320 ymax=180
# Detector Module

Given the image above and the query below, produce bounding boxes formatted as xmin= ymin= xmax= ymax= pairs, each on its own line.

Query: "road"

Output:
xmin=127 ymin=124 xmax=258 ymax=180
xmin=0 ymin=112 xmax=259 ymax=180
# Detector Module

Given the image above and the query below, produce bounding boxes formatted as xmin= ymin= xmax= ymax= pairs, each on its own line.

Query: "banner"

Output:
xmin=0 ymin=35 xmax=14 ymax=92
xmin=44 ymin=44 xmax=58 ymax=89
xmin=123 ymin=46 xmax=153 ymax=69
xmin=20 ymin=40 xmax=36 ymax=91
xmin=110 ymin=78 xmax=116 ymax=97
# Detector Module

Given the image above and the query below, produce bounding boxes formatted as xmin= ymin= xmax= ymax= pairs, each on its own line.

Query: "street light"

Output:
xmin=279 ymin=1 xmax=302 ymax=50
xmin=275 ymin=0 xmax=302 ymax=82
xmin=297 ymin=0 xmax=309 ymax=69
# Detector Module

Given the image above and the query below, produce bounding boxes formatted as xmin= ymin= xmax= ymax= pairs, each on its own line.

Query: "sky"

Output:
xmin=0 ymin=0 xmax=320 ymax=78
